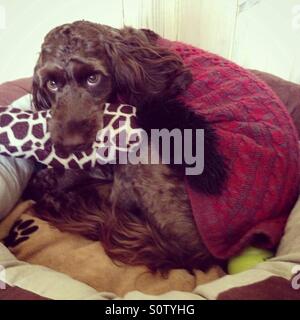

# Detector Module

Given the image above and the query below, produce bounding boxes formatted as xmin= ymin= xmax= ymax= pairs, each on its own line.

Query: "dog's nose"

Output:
xmin=65 ymin=134 xmax=85 ymax=147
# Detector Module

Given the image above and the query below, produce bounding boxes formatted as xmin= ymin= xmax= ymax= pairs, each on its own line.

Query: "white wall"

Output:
xmin=231 ymin=0 xmax=300 ymax=83
xmin=0 ymin=0 xmax=299 ymax=84
xmin=0 ymin=0 xmax=125 ymax=83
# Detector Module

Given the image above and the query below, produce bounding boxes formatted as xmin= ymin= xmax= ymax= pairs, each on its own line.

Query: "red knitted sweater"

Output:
xmin=158 ymin=38 xmax=300 ymax=259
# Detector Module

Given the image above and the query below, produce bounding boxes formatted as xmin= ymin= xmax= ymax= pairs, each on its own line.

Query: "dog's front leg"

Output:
xmin=23 ymin=166 xmax=113 ymax=240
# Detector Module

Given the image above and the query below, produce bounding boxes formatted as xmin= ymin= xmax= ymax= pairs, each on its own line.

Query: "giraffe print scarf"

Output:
xmin=0 ymin=103 xmax=142 ymax=169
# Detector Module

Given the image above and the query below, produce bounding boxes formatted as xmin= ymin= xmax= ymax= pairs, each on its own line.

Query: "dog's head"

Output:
xmin=32 ymin=21 xmax=192 ymax=153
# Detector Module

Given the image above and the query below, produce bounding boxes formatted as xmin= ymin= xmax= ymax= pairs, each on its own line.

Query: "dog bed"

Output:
xmin=0 ymin=195 xmax=300 ymax=300
xmin=0 ymin=200 xmax=224 ymax=297
xmin=0 ymin=73 xmax=300 ymax=299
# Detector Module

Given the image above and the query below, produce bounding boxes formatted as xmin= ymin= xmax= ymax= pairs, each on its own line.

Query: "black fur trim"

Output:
xmin=136 ymin=99 xmax=228 ymax=195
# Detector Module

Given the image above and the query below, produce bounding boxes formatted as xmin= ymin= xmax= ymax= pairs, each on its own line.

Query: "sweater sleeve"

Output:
xmin=0 ymin=78 xmax=34 ymax=220
xmin=0 ymin=156 xmax=33 ymax=219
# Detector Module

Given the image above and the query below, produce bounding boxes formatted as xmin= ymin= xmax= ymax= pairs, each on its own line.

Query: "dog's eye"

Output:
xmin=46 ymin=80 xmax=58 ymax=92
xmin=87 ymin=74 xmax=101 ymax=86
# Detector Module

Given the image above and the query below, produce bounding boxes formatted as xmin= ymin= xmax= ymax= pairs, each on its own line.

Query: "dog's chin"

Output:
xmin=54 ymin=142 xmax=94 ymax=157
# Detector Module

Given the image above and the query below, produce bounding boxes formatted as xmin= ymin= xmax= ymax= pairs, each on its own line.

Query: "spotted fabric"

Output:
xmin=0 ymin=103 xmax=142 ymax=169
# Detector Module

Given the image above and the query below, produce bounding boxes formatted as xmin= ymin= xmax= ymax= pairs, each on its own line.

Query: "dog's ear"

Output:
xmin=104 ymin=40 xmax=148 ymax=104
xmin=32 ymin=72 xmax=51 ymax=110
xmin=103 ymin=28 xmax=192 ymax=105
xmin=140 ymin=29 xmax=159 ymax=44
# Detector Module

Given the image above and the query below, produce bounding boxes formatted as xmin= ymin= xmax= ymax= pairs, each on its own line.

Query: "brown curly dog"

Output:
xmin=25 ymin=21 xmax=227 ymax=272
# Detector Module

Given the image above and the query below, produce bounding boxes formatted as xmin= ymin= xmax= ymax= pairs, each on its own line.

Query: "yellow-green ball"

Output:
xmin=228 ymin=246 xmax=273 ymax=275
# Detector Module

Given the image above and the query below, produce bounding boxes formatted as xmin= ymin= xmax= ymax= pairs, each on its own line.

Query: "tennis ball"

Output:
xmin=228 ymin=246 xmax=273 ymax=275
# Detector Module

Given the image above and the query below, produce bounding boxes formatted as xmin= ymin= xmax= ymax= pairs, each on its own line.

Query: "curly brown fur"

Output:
xmin=25 ymin=165 xmax=215 ymax=272
xmin=26 ymin=21 xmax=227 ymax=272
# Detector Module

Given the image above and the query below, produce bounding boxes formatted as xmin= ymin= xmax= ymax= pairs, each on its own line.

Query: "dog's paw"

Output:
xmin=23 ymin=168 xmax=61 ymax=201
xmin=33 ymin=168 xmax=60 ymax=190
xmin=35 ymin=190 xmax=78 ymax=215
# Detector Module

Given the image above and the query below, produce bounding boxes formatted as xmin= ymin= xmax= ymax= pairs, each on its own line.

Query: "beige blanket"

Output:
xmin=0 ymin=201 xmax=223 ymax=297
